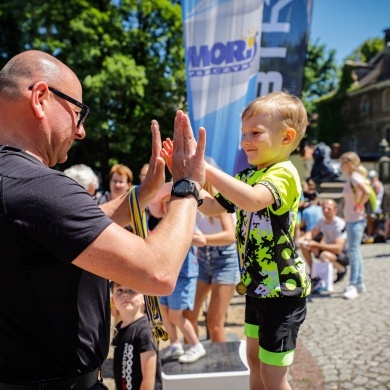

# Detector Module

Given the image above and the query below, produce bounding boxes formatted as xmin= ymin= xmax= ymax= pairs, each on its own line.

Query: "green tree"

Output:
xmin=300 ymin=40 xmax=338 ymax=144
xmin=0 ymin=0 xmax=185 ymax=187
xmin=346 ymin=37 xmax=385 ymax=63
xmin=301 ymin=40 xmax=338 ymax=116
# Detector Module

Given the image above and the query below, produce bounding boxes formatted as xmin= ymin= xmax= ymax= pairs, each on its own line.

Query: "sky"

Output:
xmin=309 ymin=0 xmax=390 ymax=66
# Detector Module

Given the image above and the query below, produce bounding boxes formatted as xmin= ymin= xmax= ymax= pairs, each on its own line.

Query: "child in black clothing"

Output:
xmin=111 ymin=282 xmax=162 ymax=390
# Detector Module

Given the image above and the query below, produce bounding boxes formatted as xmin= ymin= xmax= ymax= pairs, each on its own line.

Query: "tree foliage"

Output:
xmin=301 ymin=40 xmax=338 ymax=116
xmin=0 ymin=0 xmax=185 ymax=187
xmin=346 ymin=37 xmax=385 ymax=63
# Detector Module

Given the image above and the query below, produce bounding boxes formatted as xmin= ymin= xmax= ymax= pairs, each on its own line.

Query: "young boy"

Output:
xmin=111 ymin=282 xmax=162 ymax=390
xmin=162 ymin=92 xmax=311 ymax=389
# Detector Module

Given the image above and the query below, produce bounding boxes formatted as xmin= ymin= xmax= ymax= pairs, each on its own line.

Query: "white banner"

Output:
xmin=182 ymin=0 xmax=264 ymax=175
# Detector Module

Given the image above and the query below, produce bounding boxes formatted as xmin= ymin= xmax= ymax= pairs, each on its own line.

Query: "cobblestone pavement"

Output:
xmin=102 ymin=243 xmax=390 ymax=389
xmin=294 ymin=243 xmax=390 ymax=390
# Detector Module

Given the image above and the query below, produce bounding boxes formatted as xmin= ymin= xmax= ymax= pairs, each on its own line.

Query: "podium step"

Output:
xmin=162 ymin=340 xmax=249 ymax=390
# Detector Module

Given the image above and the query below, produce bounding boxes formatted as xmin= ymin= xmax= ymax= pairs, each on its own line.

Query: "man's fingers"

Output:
xmin=151 ymin=119 xmax=162 ymax=157
xmin=173 ymin=111 xmax=184 ymax=150
xmin=197 ymin=127 xmax=206 ymax=158
xmin=154 ymin=156 xmax=166 ymax=176
xmin=181 ymin=112 xmax=193 ymax=140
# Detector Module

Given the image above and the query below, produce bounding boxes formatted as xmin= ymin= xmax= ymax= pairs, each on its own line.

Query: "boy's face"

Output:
xmin=241 ymin=112 xmax=295 ymax=169
xmin=112 ymin=284 xmax=143 ymax=312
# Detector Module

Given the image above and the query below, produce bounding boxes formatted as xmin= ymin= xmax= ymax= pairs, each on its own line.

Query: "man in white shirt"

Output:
xmin=299 ymin=199 xmax=348 ymax=283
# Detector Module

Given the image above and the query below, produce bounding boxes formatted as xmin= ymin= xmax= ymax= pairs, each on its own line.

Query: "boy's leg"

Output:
xmin=260 ymin=362 xmax=290 ymax=390
xmin=245 ymin=295 xmax=306 ymax=390
xmin=246 ymin=337 xmax=291 ymax=390
xmin=246 ymin=336 xmax=264 ymax=390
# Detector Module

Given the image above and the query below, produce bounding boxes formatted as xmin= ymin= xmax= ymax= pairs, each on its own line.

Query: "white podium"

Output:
xmin=162 ymin=340 xmax=249 ymax=390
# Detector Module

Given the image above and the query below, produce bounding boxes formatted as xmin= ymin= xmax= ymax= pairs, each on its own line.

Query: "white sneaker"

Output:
xmin=160 ymin=343 xmax=184 ymax=359
xmin=357 ymin=283 xmax=366 ymax=293
xmin=178 ymin=344 xmax=206 ymax=364
xmin=343 ymin=285 xmax=358 ymax=300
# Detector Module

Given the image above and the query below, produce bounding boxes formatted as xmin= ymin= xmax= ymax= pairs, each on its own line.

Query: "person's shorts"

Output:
xmin=315 ymin=250 xmax=349 ymax=266
xmin=244 ymin=295 xmax=307 ymax=366
xmin=197 ymin=245 xmax=240 ymax=285
xmin=336 ymin=251 xmax=349 ymax=266
xmin=159 ymin=276 xmax=197 ymax=310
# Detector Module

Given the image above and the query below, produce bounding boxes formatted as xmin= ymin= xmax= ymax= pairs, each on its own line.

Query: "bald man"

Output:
xmin=0 ymin=50 xmax=205 ymax=388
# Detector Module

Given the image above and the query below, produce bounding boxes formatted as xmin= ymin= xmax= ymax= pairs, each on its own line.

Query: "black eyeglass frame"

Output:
xmin=28 ymin=85 xmax=90 ymax=127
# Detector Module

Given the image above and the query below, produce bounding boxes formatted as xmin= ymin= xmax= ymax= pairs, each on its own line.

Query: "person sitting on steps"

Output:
xmin=299 ymin=198 xmax=348 ymax=284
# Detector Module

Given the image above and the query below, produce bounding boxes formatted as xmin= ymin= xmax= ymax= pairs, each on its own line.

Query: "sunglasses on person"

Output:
xmin=28 ymin=85 xmax=90 ymax=128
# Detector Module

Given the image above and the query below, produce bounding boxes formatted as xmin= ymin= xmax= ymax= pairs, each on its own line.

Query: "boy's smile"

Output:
xmin=241 ymin=112 xmax=292 ymax=169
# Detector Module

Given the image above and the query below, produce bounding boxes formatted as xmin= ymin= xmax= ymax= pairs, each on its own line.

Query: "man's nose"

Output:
xmin=75 ymin=124 xmax=86 ymax=140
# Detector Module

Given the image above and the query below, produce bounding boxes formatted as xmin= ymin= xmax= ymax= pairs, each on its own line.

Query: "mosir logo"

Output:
xmin=187 ymin=31 xmax=259 ymax=77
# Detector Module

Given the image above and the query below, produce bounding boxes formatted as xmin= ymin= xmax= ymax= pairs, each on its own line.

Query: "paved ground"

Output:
xmin=103 ymin=243 xmax=390 ymax=389
xmin=290 ymin=243 xmax=390 ymax=390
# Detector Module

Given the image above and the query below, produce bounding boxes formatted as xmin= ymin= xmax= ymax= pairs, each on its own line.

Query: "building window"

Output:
xmin=382 ymin=88 xmax=390 ymax=111
xmin=360 ymin=95 xmax=370 ymax=116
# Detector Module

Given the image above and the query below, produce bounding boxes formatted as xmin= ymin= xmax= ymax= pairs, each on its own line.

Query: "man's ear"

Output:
xmin=282 ymin=128 xmax=296 ymax=145
xmin=30 ymin=83 xmax=49 ymax=120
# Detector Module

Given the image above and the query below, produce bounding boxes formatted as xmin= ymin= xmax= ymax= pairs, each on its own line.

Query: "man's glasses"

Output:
xmin=28 ymin=85 xmax=90 ymax=128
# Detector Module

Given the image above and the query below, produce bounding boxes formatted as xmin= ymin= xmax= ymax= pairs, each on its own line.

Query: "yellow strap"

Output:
xmin=129 ymin=186 xmax=168 ymax=342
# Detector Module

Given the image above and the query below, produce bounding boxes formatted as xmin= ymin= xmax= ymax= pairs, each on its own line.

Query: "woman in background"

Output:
xmin=340 ymin=152 xmax=371 ymax=300
xmin=98 ymin=163 xmax=133 ymax=204
xmin=185 ymin=181 xmax=239 ymax=342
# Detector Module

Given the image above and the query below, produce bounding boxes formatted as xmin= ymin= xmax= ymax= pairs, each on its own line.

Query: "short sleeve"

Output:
xmin=7 ymin=172 xmax=112 ymax=263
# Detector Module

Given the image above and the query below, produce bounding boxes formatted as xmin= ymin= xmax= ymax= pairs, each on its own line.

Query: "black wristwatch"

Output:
xmin=171 ymin=179 xmax=203 ymax=207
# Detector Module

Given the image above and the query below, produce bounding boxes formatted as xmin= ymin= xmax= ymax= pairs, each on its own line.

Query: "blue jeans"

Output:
xmin=197 ymin=244 xmax=239 ymax=285
xmin=159 ymin=276 xmax=197 ymax=310
xmin=346 ymin=219 xmax=366 ymax=285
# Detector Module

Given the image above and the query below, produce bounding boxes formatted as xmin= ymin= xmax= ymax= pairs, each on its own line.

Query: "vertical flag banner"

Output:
xmin=257 ymin=0 xmax=313 ymax=97
xmin=234 ymin=0 xmax=313 ymax=173
xmin=181 ymin=0 xmax=264 ymax=175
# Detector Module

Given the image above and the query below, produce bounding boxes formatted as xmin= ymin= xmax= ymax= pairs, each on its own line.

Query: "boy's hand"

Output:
xmin=168 ymin=110 xmax=206 ymax=189
xmin=161 ymin=138 xmax=173 ymax=173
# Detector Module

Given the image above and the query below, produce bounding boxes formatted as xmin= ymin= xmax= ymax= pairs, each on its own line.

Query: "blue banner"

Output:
xmin=182 ymin=0 xmax=312 ymax=175
xmin=234 ymin=0 xmax=313 ymax=173
xmin=181 ymin=0 xmax=263 ymax=175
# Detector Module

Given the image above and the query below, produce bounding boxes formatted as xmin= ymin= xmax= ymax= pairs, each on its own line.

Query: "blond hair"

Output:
xmin=241 ymin=91 xmax=308 ymax=149
xmin=340 ymin=151 xmax=361 ymax=171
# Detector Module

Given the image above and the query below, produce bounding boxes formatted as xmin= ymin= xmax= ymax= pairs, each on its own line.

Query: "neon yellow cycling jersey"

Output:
xmin=216 ymin=161 xmax=311 ymax=298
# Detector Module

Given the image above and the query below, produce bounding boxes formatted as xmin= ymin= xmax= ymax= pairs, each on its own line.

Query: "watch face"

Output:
xmin=175 ymin=180 xmax=190 ymax=195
